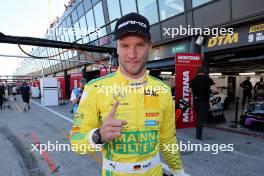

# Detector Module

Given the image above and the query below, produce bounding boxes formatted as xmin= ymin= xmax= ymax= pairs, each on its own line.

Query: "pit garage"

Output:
xmin=204 ymin=20 xmax=264 ymax=132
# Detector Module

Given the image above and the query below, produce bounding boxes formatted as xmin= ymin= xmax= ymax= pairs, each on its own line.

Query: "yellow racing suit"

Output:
xmin=70 ymin=68 xmax=183 ymax=176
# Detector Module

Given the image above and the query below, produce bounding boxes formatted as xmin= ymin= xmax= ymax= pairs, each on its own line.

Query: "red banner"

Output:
xmin=31 ymin=80 xmax=40 ymax=87
xmin=175 ymin=53 xmax=202 ymax=128
xmin=70 ymin=74 xmax=83 ymax=92
xmin=57 ymin=77 xmax=66 ymax=100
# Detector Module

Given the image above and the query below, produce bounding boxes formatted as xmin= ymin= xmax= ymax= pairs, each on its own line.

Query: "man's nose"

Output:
xmin=127 ymin=47 xmax=137 ymax=59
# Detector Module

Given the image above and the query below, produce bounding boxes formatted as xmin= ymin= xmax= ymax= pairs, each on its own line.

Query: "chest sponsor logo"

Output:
xmin=144 ymin=90 xmax=158 ymax=97
xmin=110 ymin=131 xmax=158 ymax=154
xmin=145 ymin=120 xmax=157 ymax=126
xmin=145 ymin=112 xmax=160 ymax=118
xmin=130 ymin=81 xmax=147 ymax=87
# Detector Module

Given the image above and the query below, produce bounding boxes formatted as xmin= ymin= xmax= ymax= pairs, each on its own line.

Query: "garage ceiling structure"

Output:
xmin=206 ymin=44 xmax=264 ymax=75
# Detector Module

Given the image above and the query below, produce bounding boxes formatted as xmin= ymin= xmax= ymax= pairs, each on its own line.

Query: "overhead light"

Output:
xmin=209 ymin=73 xmax=222 ymax=76
xmin=161 ymin=71 xmax=172 ymax=75
xmin=239 ymin=72 xmax=256 ymax=76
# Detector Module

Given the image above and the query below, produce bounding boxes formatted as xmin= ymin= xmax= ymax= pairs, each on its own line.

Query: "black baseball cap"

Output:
xmin=114 ymin=12 xmax=151 ymax=40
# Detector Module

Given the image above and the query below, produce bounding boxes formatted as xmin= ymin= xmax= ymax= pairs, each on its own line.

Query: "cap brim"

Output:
xmin=114 ymin=30 xmax=151 ymax=40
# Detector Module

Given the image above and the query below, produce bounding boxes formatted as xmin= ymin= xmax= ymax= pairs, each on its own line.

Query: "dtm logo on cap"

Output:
xmin=118 ymin=20 xmax=147 ymax=29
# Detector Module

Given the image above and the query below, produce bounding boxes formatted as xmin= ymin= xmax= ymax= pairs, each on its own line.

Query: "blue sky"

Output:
xmin=0 ymin=0 xmax=68 ymax=75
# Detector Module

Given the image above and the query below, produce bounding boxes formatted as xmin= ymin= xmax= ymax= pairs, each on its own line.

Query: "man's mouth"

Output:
xmin=126 ymin=61 xmax=139 ymax=66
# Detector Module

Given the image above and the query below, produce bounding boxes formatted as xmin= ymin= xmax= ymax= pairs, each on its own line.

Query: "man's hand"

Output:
xmin=99 ymin=101 xmax=127 ymax=143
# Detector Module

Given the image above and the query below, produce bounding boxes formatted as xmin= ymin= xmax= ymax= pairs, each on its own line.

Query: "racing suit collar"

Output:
xmin=116 ymin=68 xmax=148 ymax=87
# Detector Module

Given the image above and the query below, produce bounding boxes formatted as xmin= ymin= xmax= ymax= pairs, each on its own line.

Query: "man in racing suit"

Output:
xmin=70 ymin=12 xmax=188 ymax=176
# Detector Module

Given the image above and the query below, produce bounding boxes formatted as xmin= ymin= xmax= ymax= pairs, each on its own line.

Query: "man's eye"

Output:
xmin=137 ymin=44 xmax=145 ymax=47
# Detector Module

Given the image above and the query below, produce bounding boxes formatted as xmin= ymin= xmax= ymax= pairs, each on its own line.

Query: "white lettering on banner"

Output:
xmin=182 ymin=71 xmax=190 ymax=122
xmin=178 ymin=56 xmax=200 ymax=61
xmin=190 ymin=94 xmax=194 ymax=122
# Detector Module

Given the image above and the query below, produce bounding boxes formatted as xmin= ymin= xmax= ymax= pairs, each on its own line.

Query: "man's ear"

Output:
xmin=147 ymin=41 xmax=153 ymax=56
xmin=116 ymin=47 xmax=119 ymax=55
xmin=116 ymin=41 xmax=120 ymax=55
xmin=148 ymin=40 xmax=153 ymax=48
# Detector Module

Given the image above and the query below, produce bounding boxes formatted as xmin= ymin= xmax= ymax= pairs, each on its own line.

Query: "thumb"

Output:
xmin=107 ymin=101 xmax=119 ymax=119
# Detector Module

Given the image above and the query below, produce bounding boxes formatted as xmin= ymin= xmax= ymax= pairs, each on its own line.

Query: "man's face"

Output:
xmin=117 ymin=35 xmax=152 ymax=78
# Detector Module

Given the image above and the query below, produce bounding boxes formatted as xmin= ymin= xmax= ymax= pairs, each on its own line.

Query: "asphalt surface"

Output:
xmin=0 ymin=96 xmax=263 ymax=176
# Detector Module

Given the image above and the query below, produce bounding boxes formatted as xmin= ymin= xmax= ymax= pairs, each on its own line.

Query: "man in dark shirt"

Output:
xmin=254 ymin=77 xmax=264 ymax=99
xmin=0 ymin=84 xmax=5 ymax=110
xmin=20 ymin=81 xmax=31 ymax=111
xmin=240 ymin=77 xmax=253 ymax=107
xmin=190 ymin=66 xmax=215 ymax=140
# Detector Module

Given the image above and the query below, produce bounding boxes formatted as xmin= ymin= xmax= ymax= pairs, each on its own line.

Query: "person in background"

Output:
xmin=254 ymin=77 xmax=264 ymax=99
xmin=20 ymin=81 xmax=31 ymax=111
xmin=70 ymin=78 xmax=87 ymax=113
xmin=240 ymin=77 xmax=253 ymax=107
xmin=190 ymin=66 xmax=215 ymax=140
xmin=12 ymin=84 xmax=18 ymax=101
xmin=5 ymin=84 xmax=12 ymax=97
xmin=0 ymin=84 xmax=5 ymax=110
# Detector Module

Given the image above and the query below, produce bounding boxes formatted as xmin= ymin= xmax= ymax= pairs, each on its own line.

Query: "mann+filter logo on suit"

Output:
xmin=110 ymin=131 xmax=158 ymax=154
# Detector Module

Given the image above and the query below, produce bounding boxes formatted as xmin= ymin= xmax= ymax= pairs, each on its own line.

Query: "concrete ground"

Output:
xmin=0 ymin=96 xmax=263 ymax=176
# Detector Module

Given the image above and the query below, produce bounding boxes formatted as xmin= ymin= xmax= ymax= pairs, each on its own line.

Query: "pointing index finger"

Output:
xmin=107 ymin=101 xmax=119 ymax=119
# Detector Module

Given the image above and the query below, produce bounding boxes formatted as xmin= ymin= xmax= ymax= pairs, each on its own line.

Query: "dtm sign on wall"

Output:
xmin=205 ymin=21 xmax=264 ymax=52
